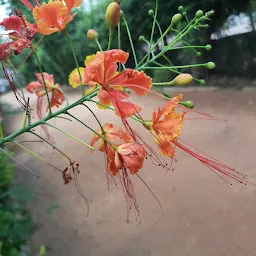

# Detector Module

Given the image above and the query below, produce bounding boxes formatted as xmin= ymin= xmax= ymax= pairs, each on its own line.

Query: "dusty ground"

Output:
xmin=2 ymin=89 xmax=256 ymax=256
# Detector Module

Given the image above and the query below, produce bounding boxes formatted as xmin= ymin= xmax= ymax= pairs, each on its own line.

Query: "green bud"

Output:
xmin=182 ymin=12 xmax=187 ymax=16
xmin=198 ymin=79 xmax=205 ymax=85
xmin=180 ymin=100 xmax=194 ymax=109
xmin=195 ymin=10 xmax=204 ymax=18
xmin=205 ymin=44 xmax=212 ymax=51
xmin=178 ymin=6 xmax=183 ymax=12
xmin=120 ymin=10 xmax=124 ymax=17
xmin=139 ymin=35 xmax=145 ymax=41
xmin=148 ymin=9 xmax=154 ymax=16
xmin=206 ymin=62 xmax=216 ymax=70
xmin=171 ymin=13 xmax=182 ymax=26
xmin=173 ymin=73 xmax=193 ymax=86
xmin=196 ymin=52 xmax=201 ymax=57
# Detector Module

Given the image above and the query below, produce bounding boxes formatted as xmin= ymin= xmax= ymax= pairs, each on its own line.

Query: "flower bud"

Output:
xmin=198 ymin=79 xmax=205 ymax=85
xmin=87 ymin=29 xmax=98 ymax=40
xmin=206 ymin=62 xmax=216 ymax=70
xmin=148 ymin=9 xmax=154 ymax=16
xmin=195 ymin=10 xmax=204 ymax=18
xmin=196 ymin=52 xmax=201 ymax=57
xmin=171 ymin=13 xmax=182 ymax=26
xmin=139 ymin=35 xmax=145 ymax=41
xmin=205 ymin=44 xmax=212 ymax=51
xmin=178 ymin=6 xmax=183 ymax=12
xmin=173 ymin=74 xmax=193 ymax=86
xmin=179 ymin=100 xmax=194 ymax=109
xmin=106 ymin=2 xmax=120 ymax=28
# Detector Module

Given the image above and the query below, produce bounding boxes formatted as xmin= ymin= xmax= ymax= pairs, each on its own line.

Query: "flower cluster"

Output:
xmin=0 ymin=0 xmax=249 ymax=220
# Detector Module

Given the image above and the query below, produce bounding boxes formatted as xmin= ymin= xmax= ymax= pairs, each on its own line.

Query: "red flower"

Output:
xmin=26 ymin=73 xmax=65 ymax=110
xmin=84 ymin=50 xmax=152 ymax=118
xmin=0 ymin=14 xmax=37 ymax=59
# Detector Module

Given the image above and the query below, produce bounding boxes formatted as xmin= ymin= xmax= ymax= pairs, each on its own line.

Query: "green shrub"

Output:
xmin=0 ymin=151 xmax=32 ymax=256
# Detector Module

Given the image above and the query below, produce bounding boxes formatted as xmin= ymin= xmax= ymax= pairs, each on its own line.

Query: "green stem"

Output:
xmin=31 ymin=46 xmax=52 ymax=114
xmin=64 ymin=30 xmax=84 ymax=96
xmin=140 ymin=37 xmax=155 ymax=58
xmin=153 ymin=81 xmax=175 ymax=86
xmin=166 ymin=45 xmax=206 ymax=51
xmin=0 ymin=89 xmax=99 ymax=147
xmin=13 ymin=141 xmax=62 ymax=173
xmin=95 ymin=38 xmax=103 ymax=52
xmin=67 ymin=112 xmax=117 ymax=149
xmin=139 ymin=63 xmax=206 ymax=71
xmin=122 ymin=13 xmax=138 ymax=66
xmin=147 ymin=0 xmax=158 ymax=63
xmin=81 ymin=103 xmax=104 ymax=133
xmin=0 ymin=147 xmax=39 ymax=177
xmin=30 ymin=131 xmax=71 ymax=162
xmin=45 ymin=122 xmax=94 ymax=151
xmin=155 ymin=19 xmax=165 ymax=48
xmin=108 ymin=28 xmax=114 ymax=50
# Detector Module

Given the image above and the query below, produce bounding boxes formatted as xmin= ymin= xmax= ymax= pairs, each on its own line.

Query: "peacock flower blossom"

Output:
xmin=146 ymin=94 xmax=248 ymax=184
xmin=108 ymin=143 xmax=147 ymax=176
xmin=90 ymin=123 xmax=132 ymax=152
xmin=83 ymin=49 xmax=152 ymax=118
xmin=0 ymin=14 xmax=37 ymax=59
xmin=26 ymin=73 xmax=65 ymax=110
xmin=145 ymin=94 xmax=185 ymax=158
xmin=21 ymin=0 xmax=82 ymax=35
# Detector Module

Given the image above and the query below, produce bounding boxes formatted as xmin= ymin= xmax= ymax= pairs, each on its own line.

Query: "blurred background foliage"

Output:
xmin=0 ymin=0 xmax=256 ymax=87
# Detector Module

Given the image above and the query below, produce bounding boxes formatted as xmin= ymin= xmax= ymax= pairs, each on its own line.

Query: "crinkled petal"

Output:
xmin=26 ymin=81 xmax=44 ymax=93
xmin=33 ymin=1 xmax=68 ymax=34
xmin=110 ymin=69 xmax=152 ymax=96
xmin=0 ymin=15 xmax=22 ymax=34
xmin=64 ymin=0 xmax=82 ymax=14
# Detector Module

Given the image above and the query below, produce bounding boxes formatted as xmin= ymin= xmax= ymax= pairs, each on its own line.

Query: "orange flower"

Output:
xmin=147 ymin=95 xmax=248 ymax=185
xmin=108 ymin=143 xmax=147 ymax=175
xmin=146 ymin=94 xmax=185 ymax=158
xmin=90 ymin=123 xmax=132 ymax=152
xmin=84 ymin=50 xmax=152 ymax=118
xmin=26 ymin=73 xmax=65 ymax=109
xmin=21 ymin=0 xmax=82 ymax=35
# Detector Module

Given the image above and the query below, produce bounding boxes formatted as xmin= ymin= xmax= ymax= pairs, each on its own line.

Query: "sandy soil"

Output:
xmin=2 ymin=90 xmax=256 ymax=256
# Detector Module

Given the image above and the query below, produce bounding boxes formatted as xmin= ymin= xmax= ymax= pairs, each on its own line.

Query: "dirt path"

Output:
xmin=2 ymin=90 xmax=256 ymax=256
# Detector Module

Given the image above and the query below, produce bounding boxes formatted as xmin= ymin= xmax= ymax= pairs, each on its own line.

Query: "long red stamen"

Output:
xmin=172 ymin=139 xmax=248 ymax=185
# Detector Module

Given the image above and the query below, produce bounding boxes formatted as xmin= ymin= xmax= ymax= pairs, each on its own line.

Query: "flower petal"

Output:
xmin=64 ymin=0 xmax=82 ymax=14
xmin=68 ymin=67 xmax=85 ymax=88
xmin=33 ymin=1 xmax=68 ymax=34
xmin=26 ymin=81 xmax=44 ymax=93
xmin=84 ymin=54 xmax=96 ymax=66
xmin=110 ymin=69 xmax=152 ymax=96
xmin=35 ymin=72 xmax=54 ymax=87
xmin=0 ymin=15 xmax=22 ymax=34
